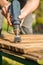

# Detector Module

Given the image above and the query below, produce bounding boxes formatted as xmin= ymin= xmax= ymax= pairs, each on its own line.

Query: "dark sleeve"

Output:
xmin=18 ymin=0 xmax=27 ymax=9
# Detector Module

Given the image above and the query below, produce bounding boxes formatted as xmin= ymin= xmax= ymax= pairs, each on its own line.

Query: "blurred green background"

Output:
xmin=32 ymin=0 xmax=43 ymax=34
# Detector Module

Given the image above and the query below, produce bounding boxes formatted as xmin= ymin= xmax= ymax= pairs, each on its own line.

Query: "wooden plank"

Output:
xmin=0 ymin=33 xmax=43 ymax=52
xmin=0 ymin=49 xmax=43 ymax=62
xmin=0 ymin=33 xmax=43 ymax=61
xmin=1 ymin=33 xmax=43 ymax=43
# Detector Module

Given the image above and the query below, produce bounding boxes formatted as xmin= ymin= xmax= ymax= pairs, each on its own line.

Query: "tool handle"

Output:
xmin=9 ymin=0 xmax=21 ymax=25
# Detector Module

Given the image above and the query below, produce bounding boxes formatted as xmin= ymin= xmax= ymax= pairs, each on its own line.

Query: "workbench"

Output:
xmin=0 ymin=33 xmax=43 ymax=65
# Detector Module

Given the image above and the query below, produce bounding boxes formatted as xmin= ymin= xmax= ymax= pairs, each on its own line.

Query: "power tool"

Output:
xmin=9 ymin=0 xmax=21 ymax=43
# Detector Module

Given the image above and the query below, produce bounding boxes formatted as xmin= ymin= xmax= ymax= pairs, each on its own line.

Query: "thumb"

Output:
xmin=19 ymin=15 xmax=23 ymax=20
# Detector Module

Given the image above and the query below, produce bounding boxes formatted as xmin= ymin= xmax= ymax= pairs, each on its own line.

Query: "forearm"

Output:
xmin=21 ymin=0 xmax=40 ymax=16
xmin=0 ymin=0 xmax=9 ymax=7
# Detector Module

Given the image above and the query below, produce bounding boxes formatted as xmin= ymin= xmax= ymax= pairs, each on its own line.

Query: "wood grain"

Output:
xmin=0 ymin=33 xmax=43 ymax=61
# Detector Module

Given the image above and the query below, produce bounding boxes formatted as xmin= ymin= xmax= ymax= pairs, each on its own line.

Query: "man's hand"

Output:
xmin=19 ymin=0 xmax=39 ymax=20
xmin=2 ymin=2 xmax=12 ymax=25
xmin=19 ymin=9 xmax=27 ymax=20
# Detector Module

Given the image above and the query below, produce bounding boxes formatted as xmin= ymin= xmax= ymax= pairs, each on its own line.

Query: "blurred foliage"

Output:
xmin=2 ymin=18 xmax=13 ymax=33
xmin=33 ymin=0 xmax=43 ymax=33
xmin=36 ymin=0 xmax=43 ymax=22
xmin=36 ymin=17 xmax=43 ymax=24
xmin=3 ymin=57 xmax=24 ymax=65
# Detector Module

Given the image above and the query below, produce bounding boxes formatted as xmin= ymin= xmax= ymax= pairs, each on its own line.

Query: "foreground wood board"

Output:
xmin=0 ymin=33 xmax=43 ymax=62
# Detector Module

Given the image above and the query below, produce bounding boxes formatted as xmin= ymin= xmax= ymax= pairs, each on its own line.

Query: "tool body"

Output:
xmin=10 ymin=0 xmax=21 ymax=42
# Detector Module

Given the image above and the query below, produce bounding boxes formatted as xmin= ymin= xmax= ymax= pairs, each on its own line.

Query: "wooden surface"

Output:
xmin=0 ymin=33 xmax=43 ymax=61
